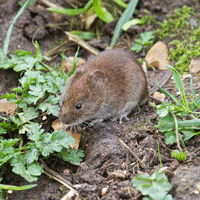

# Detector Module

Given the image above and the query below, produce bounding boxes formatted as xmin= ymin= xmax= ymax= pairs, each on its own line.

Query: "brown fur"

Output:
xmin=59 ymin=49 xmax=148 ymax=125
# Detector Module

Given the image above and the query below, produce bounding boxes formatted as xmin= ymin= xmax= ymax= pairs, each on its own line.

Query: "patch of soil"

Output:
xmin=1 ymin=0 xmax=200 ymax=200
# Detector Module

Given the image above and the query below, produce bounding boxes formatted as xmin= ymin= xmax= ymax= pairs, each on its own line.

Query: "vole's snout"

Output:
xmin=59 ymin=111 xmax=79 ymax=125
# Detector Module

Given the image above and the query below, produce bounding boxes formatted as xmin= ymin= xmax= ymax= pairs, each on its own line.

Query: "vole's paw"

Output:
xmin=113 ymin=114 xmax=129 ymax=124
xmin=88 ymin=118 xmax=104 ymax=127
xmin=65 ymin=125 xmax=80 ymax=133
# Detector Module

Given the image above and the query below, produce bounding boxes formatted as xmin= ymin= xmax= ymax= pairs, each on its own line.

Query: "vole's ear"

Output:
xmin=87 ymin=70 xmax=106 ymax=86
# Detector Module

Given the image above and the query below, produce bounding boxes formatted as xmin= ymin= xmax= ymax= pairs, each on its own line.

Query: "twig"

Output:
xmin=40 ymin=159 xmax=79 ymax=196
xmin=40 ymin=0 xmax=62 ymax=8
xmin=157 ymin=137 xmax=172 ymax=152
xmin=119 ymin=139 xmax=147 ymax=169
xmin=65 ymin=31 xmax=100 ymax=55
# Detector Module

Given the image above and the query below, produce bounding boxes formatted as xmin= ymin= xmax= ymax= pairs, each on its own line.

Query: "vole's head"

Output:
xmin=59 ymin=67 xmax=107 ymax=125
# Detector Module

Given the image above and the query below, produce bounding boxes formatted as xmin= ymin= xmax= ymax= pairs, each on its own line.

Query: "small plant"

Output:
xmin=0 ymin=44 xmax=84 ymax=182
xmin=132 ymin=169 xmax=172 ymax=200
xmin=131 ymin=31 xmax=154 ymax=53
xmin=0 ymin=1 xmax=84 ymax=197
xmin=152 ymin=65 xmax=200 ymax=155
xmin=171 ymin=150 xmax=187 ymax=161
xmin=155 ymin=5 xmax=200 ymax=73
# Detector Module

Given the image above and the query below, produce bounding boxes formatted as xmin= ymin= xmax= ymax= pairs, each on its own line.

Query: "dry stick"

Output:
xmin=40 ymin=0 xmax=61 ymax=8
xmin=171 ymin=111 xmax=182 ymax=151
xmin=158 ymin=138 xmax=172 ymax=152
xmin=40 ymin=159 xmax=79 ymax=196
xmin=65 ymin=31 xmax=100 ymax=55
xmin=119 ymin=139 xmax=147 ymax=169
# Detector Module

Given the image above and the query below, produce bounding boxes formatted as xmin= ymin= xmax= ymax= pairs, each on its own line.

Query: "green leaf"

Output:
xmin=181 ymin=129 xmax=200 ymax=142
xmin=161 ymin=118 xmax=200 ymax=130
xmin=110 ymin=0 xmax=139 ymax=48
xmin=10 ymin=155 xmax=42 ymax=182
xmin=47 ymin=0 xmax=92 ymax=16
xmin=93 ymin=0 xmax=114 ymax=23
xmin=10 ymin=116 xmax=22 ymax=127
xmin=157 ymin=80 xmax=182 ymax=106
xmin=38 ymin=103 xmax=60 ymax=116
xmin=27 ymin=124 xmax=44 ymax=141
xmin=140 ymin=31 xmax=154 ymax=44
xmin=190 ymin=95 xmax=200 ymax=111
xmin=28 ymin=83 xmax=47 ymax=99
xmin=166 ymin=65 xmax=189 ymax=109
xmin=132 ymin=170 xmax=172 ymax=200
xmin=122 ymin=18 xmax=142 ymax=31
xmin=27 ymin=162 xmax=44 ymax=176
xmin=17 ymin=107 xmax=38 ymax=124
xmin=0 ymin=139 xmax=20 ymax=166
xmin=24 ymin=148 xmax=39 ymax=164
xmin=171 ymin=150 xmax=187 ymax=161
xmin=51 ymin=130 xmax=75 ymax=149
xmin=0 ymin=184 xmax=37 ymax=190
xmin=57 ymin=148 xmax=84 ymax=165
xmin=70 ymin=31 xmax=96 ymax=40
xmin=22 ymin=91 xmax=39 ymax=104
xmin=46 ymin=95 xmax=61 ymax=105
xmin=0 ymin=93 xmax=17 ymax=102
xmin=165 ymin=131 xmax=177 ymax=145
xmin=113 ymin=0 xmax=127 ymax=8
xmin=0 ymin=126 xmax=7 ymax=134
xmin=131 ymin=43 xmax=142 ymax=52
xmin=0 ymin=139 xmax=19 ymax=154
xmin=36 ymin=133 xmax=52 ymax=156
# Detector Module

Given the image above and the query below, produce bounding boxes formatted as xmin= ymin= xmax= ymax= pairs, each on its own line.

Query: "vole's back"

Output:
xmin=85 ymin=49 xmax=148 ymax=109
xmin=60 ymin=49 xmax=148 ymax=125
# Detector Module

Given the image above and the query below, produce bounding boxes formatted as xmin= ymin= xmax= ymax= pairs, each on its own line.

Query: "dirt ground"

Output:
xmin=1 ymin=0 xmax=200 ymax=199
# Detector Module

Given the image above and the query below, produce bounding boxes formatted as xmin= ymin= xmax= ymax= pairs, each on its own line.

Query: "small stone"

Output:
xmin=152 ymin=92 xmax=165 ymax=102
xmin=196 ymin=182 xmax=200 ymax=191
xmin=42 ymin=116 xmax=47 ymax=121
xmin=145 ymin=41 xmax=170 ymax=70
xmin=188 ymin=58 xmax=200 ymax=74
xmin=193 ymin=190 xmax=199 ymax=195
xmin=7 ymin=190 xmax=13 ymax=194
xmin=101 ymin=187 xmax=108 ymax=196
xmin=63 ymin=169 xmax=70 ymax=175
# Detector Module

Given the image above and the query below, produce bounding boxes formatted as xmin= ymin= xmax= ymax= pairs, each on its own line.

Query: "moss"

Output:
xmin=155 ymin=5 xmax=200 ymax=73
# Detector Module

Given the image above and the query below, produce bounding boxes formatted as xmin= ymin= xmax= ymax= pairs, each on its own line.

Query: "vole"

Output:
xmin=59 ymin=49 xmax=148 ymax=126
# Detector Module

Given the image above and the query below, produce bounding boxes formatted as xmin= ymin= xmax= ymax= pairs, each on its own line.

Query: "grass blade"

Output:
xmin=93 ymin=0 xmax=114 ymax=23
xmin=160 ymin=118 xmax=200 ymax=129
xmin=48 ymin=0 xmax=92 ymax=16
xmin=3 ymin=0 xmax=36 ymax=55
xmin=110 ymin=0 xmax=139 ymax=48
xmin=70 ymin=31 xmax=96 ymax=40
xmin=0 ymin=184 xmax=37 ymax=190
xmin=113 ymin=0 xmax=127 ymax=8
xmin=157 ymin=81 xmax=182 ymax=106
xmin=166 ymin=65 xmax=189 ymax=109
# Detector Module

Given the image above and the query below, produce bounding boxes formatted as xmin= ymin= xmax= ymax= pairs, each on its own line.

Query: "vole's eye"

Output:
xmin=75 ymin=103 xmax=82 ymax=110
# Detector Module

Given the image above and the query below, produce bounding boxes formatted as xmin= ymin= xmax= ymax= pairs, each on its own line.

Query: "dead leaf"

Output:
xmin=0 ymin=99 xmax=18 ymax=116
xmin=52 ymin=119 xmax=82 ymax=149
